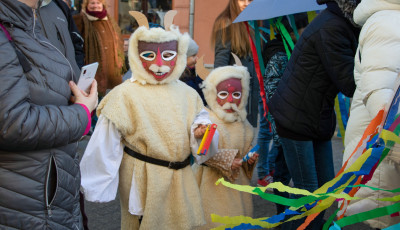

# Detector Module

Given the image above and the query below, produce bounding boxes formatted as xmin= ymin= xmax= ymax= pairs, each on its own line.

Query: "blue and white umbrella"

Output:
xmin=233 ymin=0 xmax=326 ymax=23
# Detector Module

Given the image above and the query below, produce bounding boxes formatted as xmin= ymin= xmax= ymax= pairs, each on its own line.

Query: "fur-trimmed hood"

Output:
xmin=317 ymin=0 xmax=360 ymax=25
xmin=128 ymin=25 xmax=189 ymax=85
xmin=202 ymin=65 xmax=250 ymax=122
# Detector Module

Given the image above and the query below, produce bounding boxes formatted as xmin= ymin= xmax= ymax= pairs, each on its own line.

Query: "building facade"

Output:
xmin=74 ymin=0 xmax=229 ymax=65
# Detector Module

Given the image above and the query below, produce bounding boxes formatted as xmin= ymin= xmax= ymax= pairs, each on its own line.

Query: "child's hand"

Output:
xmin=247 ymin=153 xmax=259 ymax=165
xmin=194 ymin=124 xmax=207 ymax=138
xmin=231 ymin=158 xmax=242 ymax=171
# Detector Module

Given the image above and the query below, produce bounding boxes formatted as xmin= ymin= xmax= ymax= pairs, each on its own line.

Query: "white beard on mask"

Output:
xmin=149 ymin=64 xmax=171 ymax=76
xmin=214 ymin=102 xmax=247 ymax=123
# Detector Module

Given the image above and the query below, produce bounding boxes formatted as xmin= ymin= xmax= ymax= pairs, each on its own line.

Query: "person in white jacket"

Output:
xmin=343 ymin=0 xmax=400 ymax=228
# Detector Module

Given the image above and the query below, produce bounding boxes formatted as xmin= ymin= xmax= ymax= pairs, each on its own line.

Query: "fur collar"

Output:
xmin=318 ymin=0 xmax=360 ymax=26
xmin=334 ymin=0 xmax=359 ymax=25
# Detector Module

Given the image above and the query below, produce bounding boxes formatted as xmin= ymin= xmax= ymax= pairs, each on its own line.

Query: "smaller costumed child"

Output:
xmin=192 ymin=54 xmax=259 ymax=229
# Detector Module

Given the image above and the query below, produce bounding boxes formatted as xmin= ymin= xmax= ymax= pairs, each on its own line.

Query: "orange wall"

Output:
xmin=105 ymin=0 xmax=116 ymax=18
xmin=193 ymin=0 xmax=228 ymax=65
xmin=173 ymin=0 xmax=228 ymax=66
xmin=173 ymin=0 xmax=190 ymax=33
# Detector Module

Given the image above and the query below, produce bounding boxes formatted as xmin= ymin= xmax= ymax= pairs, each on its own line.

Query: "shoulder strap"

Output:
xmin=0 ymin=23 xmax=32 ymax=73
xmin=0 ymin=23 xmax=12 ymax=42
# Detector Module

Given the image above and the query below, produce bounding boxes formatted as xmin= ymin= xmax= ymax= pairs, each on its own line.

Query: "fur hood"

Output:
xmin=128 ymin=25 xmax=189 ymax=85
xmin=317 ymin=0 xmax=360 ymax=25
xmin=202 ymin=65 xmax=250 ymax=122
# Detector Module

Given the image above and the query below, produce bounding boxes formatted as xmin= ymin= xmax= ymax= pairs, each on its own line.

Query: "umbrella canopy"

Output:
xmin=233 ymin=0 xmax=327 ymax=23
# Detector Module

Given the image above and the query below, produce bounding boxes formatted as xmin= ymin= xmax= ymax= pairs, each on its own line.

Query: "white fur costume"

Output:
xmin=192 ymin=64 xmax=256 ymax=229
xmin=80 ymin=12 xmax=218 ymax=230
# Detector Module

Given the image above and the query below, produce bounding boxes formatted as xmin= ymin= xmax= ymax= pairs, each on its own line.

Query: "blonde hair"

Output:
xmin=81 ymin=0 xmax=107 ymax=10
xmin=211 ymin=0 xmax=253 ymax=58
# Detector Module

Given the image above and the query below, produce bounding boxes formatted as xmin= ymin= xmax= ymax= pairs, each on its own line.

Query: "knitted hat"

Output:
xmin=187 ymin=38 xmax=199 ymax=57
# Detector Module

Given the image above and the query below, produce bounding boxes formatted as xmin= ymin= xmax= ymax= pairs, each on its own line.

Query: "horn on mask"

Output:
xmin=195 ymin=56 xmax=210 ymax=80
xmin=231 ymin=53 xmax=242 ymax=66
xmin=129 ymin=11 xmax=149 ymax=29
xmin=164 ymin=10 xmax=177 ymax=31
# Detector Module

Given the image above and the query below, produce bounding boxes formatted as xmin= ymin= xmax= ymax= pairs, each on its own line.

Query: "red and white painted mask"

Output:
xmin=216 ymin=78 xmax=242 ymax=113
xmin=138 ymin=40 xmax=178 ymax=82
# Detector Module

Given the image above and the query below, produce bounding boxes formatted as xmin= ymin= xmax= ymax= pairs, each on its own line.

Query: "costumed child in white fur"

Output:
xmin=79 ymin=11 xmax=219 ymax=230
xmin=192 ymin=54 xmax=259 ymax=229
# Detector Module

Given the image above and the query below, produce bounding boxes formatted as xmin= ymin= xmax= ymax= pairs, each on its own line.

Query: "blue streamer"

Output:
xmin=264 ymin=209 xmax=301 ymax=224
xmin=383 ymin=222 xmax=400 ymax=230
xmin=329 ymin=221 xmax=341 ymax=230
xmin=327 ymin=146 xmax=384 ymax=193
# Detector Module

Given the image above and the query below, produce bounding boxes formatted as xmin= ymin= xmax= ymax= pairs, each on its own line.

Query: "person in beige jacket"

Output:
xmin=192 ymin=55 xmax=258 ymax=229
xmin=79 ymin=11 xmax=218 ymax=230
xmin=342 ymin=0 xmax=400 ymax=228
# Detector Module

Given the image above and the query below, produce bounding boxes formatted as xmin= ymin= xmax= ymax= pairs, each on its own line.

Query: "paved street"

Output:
xmin=77 ymin=135 xmax=373 ymax=230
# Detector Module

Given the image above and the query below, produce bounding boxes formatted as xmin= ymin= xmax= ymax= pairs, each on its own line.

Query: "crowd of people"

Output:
xmin=1 ymin=0 xmax=400 ymax=229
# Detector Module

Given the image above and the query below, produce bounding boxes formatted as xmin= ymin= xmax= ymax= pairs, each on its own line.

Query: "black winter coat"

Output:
xmin=0 ymin=0 xmax=88 ymax=229
xmin=269 ymin=3 xmax=359 ymax=141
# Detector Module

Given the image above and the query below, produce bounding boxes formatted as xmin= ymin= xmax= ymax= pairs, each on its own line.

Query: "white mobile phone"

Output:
xmin=77 ymin=62 xmax=99 ymax=93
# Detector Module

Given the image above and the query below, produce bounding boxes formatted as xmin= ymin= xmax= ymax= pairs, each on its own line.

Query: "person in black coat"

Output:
xmin=268 ymin=0 xmax=361 ymax=229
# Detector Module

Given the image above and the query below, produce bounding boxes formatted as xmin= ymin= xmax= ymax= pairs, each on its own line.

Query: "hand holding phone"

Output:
xmin=77 ymin=62 xmax=99 ymax=93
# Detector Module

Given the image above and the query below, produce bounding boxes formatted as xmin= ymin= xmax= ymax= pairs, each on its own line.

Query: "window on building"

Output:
xmin=118 ymin=0 xmax=173 ymax=35
xmin=73 ymin=0 xmax=172 ymax=35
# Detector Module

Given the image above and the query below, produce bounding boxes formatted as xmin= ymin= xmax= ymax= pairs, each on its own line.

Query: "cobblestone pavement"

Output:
xmin=77 ymin=135 xmax=373 ymax=230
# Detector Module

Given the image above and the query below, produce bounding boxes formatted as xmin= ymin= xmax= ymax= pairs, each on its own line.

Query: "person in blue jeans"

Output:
xmin=256 ymin=100 xmax=277 ymax=186
xmin=268 ymin=0 xmax=360 ymax=229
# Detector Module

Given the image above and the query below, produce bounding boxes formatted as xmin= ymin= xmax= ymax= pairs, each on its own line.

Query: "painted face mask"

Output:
xmin=138 ymin=40 xmax=178 ymax=81
xmin=216 ymin=78 xmax=242 ymax=113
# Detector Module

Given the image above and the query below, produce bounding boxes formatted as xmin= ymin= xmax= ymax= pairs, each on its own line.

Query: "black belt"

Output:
xmin=124 ymin=147 xmax=190 ymax=170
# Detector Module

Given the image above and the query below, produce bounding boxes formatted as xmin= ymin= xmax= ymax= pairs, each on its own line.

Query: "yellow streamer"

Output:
xmin=381 ymin=129 xmax=400 ymax=144
xmin=211 ymin=214 xmax=280 ymax=229
xmin=213 ymin=148 xmax=373 ymax=228
xmin=270 ymin=24 xmax=275 ymax=40
xmin=213 ymin=108 xmax=400 ymax=229
xmin=334 ymin=96 xmax=346 ymax=145
xmin=307 ymin=11 xmax=318 ymax=22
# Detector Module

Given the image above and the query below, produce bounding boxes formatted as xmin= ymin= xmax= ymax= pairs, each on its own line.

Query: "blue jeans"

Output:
xmin=257 ymin=101 xmax=278 ymax=178
xmin=273 ymin=145 xmax=291 ymax=214
xmin=280 ymin=137 xmax=335 ymax=230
